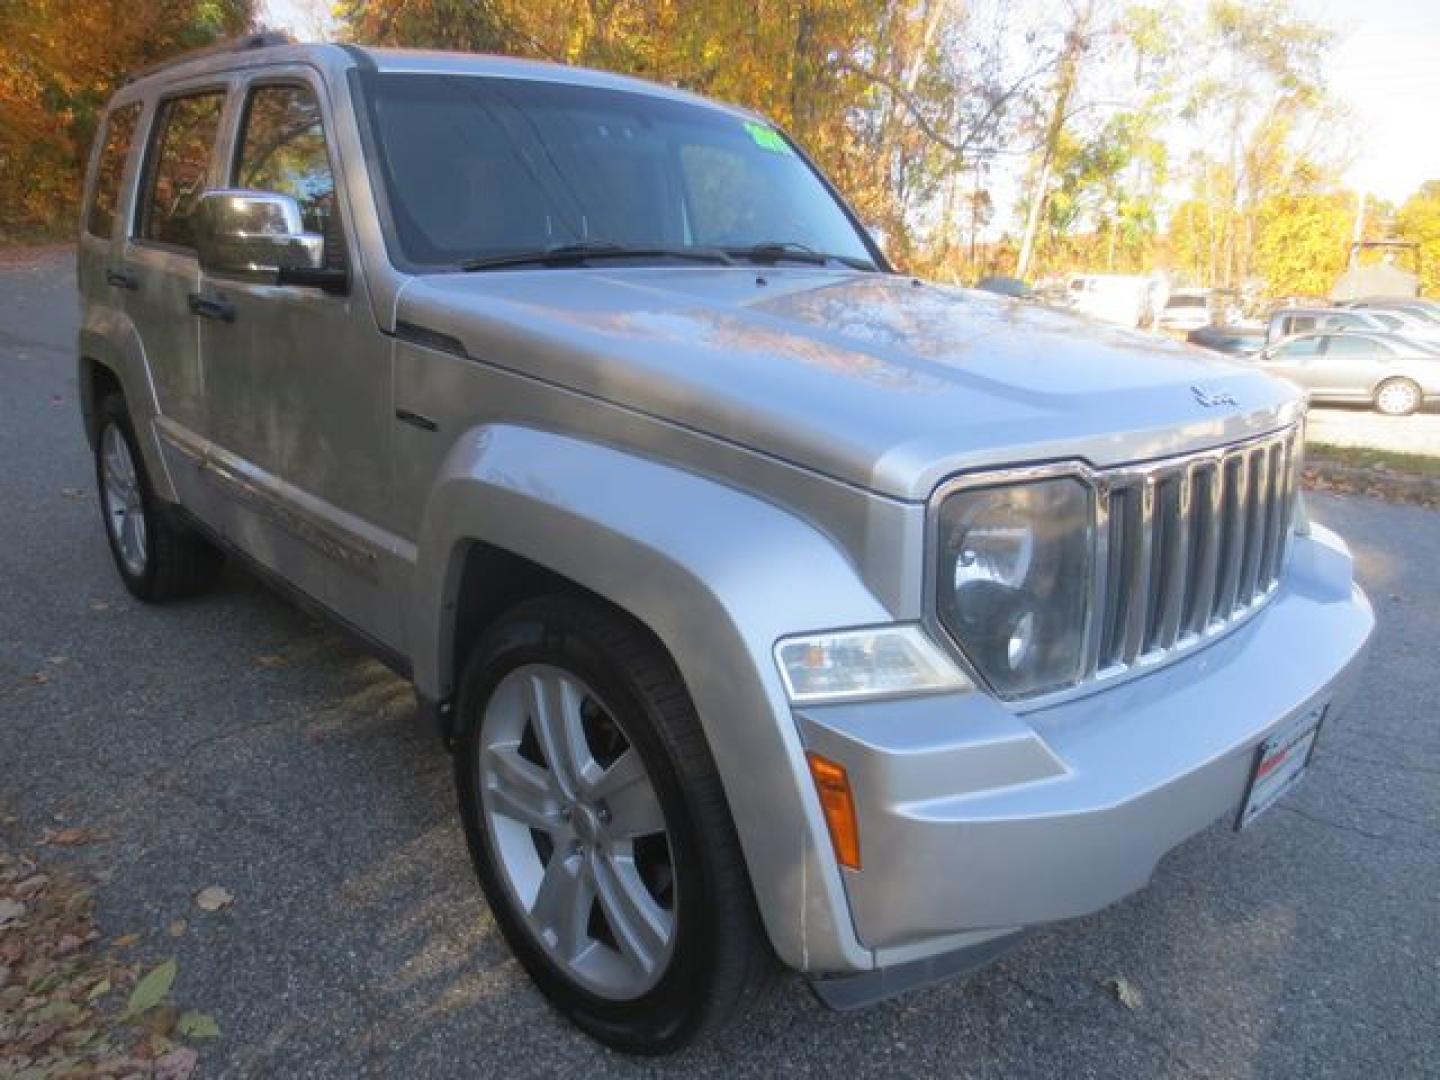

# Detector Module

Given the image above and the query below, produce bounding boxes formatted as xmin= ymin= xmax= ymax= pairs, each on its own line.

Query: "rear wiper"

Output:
xmin=461 ymin=241 xmax=735 ymax=272
xmin=723 ymin=241 xmax=876 ymax=271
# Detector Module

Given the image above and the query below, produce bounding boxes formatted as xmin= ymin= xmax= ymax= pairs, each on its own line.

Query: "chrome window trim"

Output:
xmin=923 ymin=422 xmax=1303 ymax=713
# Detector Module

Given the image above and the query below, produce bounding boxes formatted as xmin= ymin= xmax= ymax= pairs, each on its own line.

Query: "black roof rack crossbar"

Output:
xmin=122 ymin=30 xmax=297 ymax=85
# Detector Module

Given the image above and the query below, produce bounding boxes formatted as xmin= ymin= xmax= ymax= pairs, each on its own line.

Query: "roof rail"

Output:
xmin=122 ymin=30 xmax=297 ymax=85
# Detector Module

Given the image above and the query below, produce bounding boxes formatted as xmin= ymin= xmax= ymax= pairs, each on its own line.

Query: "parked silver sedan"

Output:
xmin=1255 ymin=330 xmax=1440 ymax=415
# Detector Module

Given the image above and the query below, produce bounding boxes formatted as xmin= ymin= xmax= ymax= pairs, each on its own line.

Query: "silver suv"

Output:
xmin=78 ymin=35 xmax=1374 ymax=1052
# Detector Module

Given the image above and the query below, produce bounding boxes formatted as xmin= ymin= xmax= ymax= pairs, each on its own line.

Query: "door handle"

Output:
xmin=105 ymin=269 xmax=138 ymax=291
xmin=187 ymin=293 xmax=235 ymax=323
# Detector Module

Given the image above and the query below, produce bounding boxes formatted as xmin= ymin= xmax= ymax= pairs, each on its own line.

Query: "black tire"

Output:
xmin=94 ymin=392 xmax=224 ymax=602
xmin=453 ymin=594 xmax=774 ymax=1053
xmin=1373 ymin=377 xmax=1421 ymax=417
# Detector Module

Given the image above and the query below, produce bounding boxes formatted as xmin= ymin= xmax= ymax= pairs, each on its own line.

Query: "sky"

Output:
xmin=260 ymin=0 xmax=1440 ymax=206
xmin=1309 ymin=0 xmax=1440 ymax=203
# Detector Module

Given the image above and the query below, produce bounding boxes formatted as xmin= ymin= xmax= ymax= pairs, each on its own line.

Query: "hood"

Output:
xmin=396 ymin=268 xmax=1301 ymax=501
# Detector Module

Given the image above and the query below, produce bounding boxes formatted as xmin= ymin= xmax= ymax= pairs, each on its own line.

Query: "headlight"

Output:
xmin=775 ymin=626 xmax=973 ymax=705
xmin=935 ymin=478 xmax=1093 ymax=699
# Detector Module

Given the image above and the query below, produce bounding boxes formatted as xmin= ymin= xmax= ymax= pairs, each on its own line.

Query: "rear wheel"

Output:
xmin=94 ymin=393 xmax=224 ymax=601
xmin=1373 ymin=377 xmax=1421 ymax=416
xmin=453 ymin=594 xmax=773 ymax=1052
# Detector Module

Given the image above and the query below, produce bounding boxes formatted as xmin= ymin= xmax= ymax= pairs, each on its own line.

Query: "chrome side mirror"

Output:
xmin=193 ymin=190 xmax=326 ymax=284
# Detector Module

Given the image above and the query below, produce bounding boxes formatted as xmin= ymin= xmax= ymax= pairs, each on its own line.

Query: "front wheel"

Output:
xmin=453 ymin=595 xmax=773 ymax=1052
xmin=1373 ymin=377 xmax=1421 ymax=417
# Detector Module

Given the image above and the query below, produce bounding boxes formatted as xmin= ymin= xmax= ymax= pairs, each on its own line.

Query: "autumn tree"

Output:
xmin=0 ymin=0 xmax=255 ymax=240
xmin=1165 ymin=0 xmax=1351 ymax=290
xmin=1396 ymin=181 xmax=1440 ymax=298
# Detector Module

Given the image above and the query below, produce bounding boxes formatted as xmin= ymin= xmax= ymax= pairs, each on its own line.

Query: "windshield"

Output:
xmin=358 ymin=72 xmax=876 ymax=271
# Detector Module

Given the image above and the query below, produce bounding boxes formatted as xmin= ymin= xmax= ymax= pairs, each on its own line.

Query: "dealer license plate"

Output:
xmin=1236 ymin=702 xmax=1327 ymax=830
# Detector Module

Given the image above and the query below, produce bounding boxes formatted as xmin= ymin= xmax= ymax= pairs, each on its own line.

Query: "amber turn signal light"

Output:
xmin=806 ymin=752 xmax=861 ymax=870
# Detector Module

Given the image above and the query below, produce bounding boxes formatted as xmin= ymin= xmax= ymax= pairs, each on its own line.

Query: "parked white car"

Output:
xmin=1065 ymin=273 xmax=1154 ymax=328
xmin=1157 ymin=288 xmax=1213 ymax=333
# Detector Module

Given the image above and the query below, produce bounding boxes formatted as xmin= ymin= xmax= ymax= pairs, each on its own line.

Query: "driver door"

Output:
xmin=197 ymin=71 xmax=399 ymax=647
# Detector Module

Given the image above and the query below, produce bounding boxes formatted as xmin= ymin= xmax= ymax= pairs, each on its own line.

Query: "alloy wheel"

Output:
xmin=477 ymin=663 xmax=676 ymax=1000
xmin=100 ymin=423 xmax=147 ymax=577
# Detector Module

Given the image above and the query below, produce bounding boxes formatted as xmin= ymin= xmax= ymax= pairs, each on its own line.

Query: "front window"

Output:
xmin=1276 ymin=336 xmax=1324 ymax=358
xmin=1328 ymin=335 xmax=1391 ymax=356
xmin=357 ymin=73 xmax=875 ymax=271
xmin=233 ymin=83 xmax=343 ymax=269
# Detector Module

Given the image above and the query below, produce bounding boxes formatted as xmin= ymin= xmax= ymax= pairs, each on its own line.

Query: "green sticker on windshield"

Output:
xmin=745 ymin=121 xmax=793 ymax=155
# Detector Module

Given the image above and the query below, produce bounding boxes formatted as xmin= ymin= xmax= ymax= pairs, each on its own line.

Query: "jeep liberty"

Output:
xmin=77 ymin=34 xmax=1373 ymax=1052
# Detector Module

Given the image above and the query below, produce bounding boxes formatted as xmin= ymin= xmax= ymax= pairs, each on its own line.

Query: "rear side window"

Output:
xmin=87 ymin=103 xmax=142 ymax=238
xmin=138 ymin=91 xmax=226 ymax=248
xmin=232 ymin=84 xmax=341 ymax=263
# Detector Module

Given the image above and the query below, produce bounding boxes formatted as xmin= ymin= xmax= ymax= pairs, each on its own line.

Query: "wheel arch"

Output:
xmin=78 ymin=354 xmax=124 ymax=449
xmin=410 ymin=423 xmax=889 ymax=974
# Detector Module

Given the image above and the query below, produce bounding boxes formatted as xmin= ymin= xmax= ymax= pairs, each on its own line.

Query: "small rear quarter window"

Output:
xmin=87 ymin=103 xmax=142 ymax=238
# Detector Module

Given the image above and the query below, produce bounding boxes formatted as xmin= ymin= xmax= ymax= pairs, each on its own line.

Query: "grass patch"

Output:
xmin=1306 ymin=442 xmax=1440 ymax=478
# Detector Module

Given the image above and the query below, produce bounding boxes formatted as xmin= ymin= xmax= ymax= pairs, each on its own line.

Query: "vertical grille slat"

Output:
xmin=1155 ymin=469 xmax=1192 ymax=651
xmin=1120 ymin=478 xmax=1156 ymax=665
xmin=1186 ymin=460 xmax=1224 ymax=637
xmin=1079 ymin=425 xmax=1298 ymax=686
xmin=1097 ymin=487 xmax=1130 ymax=670
xmin=1257 ymin=441 xmax=1285 ymax=588
xmin=1239 ymin=446 xmax=1271 ymax=603
xmin=1215 ymin=453 xmax=1249 ymax=617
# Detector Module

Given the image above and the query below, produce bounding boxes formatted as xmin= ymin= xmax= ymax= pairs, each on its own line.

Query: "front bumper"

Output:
xmin=796 ymin=523 xmax=1373 ymax=970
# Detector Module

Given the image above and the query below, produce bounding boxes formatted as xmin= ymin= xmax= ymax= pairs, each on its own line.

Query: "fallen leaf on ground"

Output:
xmin=167 ymin=920 xmax=187 ymax=938
xmin=154 ymin=1046 xmax=199 ymax=1080
xmin=111 ymin=934 xmax=139 ymax=949
xmin=1101 ymin=975 xmax=1143 ymax=1010
xmin=123 ymin=958 xmax=177 ymax=1018
xmin=41 ymin=827 xmax=107 ymax=847
xmin=176 ymin=1011 xmax=220 ymax=1039
xmin=0 ymin=898 xmax=26 ymax=928
xmin=15 ymin=874 xmax=49 ymax=899
xmin=252 ymin=654 xmax=287 ymax=668
xmin=193 ymin=886 xmax=233 ymax=913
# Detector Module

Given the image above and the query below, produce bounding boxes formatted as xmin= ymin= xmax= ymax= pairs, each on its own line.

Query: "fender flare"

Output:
xmin=78 ymin=306 xmax=176 ymax=502
xmin=410 ymin=424 xmax=891 ymax=973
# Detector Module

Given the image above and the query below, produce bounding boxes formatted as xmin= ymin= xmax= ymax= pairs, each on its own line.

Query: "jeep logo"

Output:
xmin=1191 ymin=385 xmax=1238 ymax=408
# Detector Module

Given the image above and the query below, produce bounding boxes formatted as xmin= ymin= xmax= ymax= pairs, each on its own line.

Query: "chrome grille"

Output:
xmin=1090 ymin=425 xmax=1301 ymax=677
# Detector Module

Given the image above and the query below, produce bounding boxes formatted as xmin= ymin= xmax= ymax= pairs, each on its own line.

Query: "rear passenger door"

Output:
xmin=1317 ymin=334 xmax=1391 ymax=397
xmin=121 ymin=85 xmax=230 ymax=448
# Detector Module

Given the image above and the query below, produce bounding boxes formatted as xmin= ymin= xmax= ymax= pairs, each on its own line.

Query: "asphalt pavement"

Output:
xmin=2 ymin=249 xmax=1437 ymax=1078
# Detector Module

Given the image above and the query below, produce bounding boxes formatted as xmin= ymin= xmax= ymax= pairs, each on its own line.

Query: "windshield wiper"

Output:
xmin=722 ymin=241 xmax=876 ymax=271
xmin=461 ymin=241 xmax=735 ymax=272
